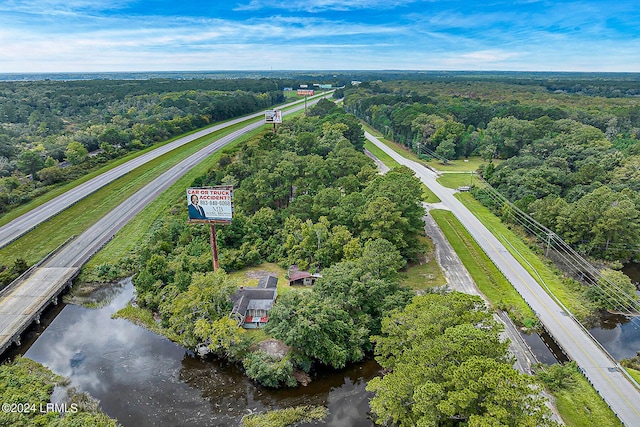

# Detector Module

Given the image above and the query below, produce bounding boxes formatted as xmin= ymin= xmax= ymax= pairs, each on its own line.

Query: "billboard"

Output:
xmin=264 ymin=109 xmax=282 ymax=124
xmin=297 ymin=89 xmax=315 ymax=96
xmin=187 ymin=186 xmax=233 ymax=222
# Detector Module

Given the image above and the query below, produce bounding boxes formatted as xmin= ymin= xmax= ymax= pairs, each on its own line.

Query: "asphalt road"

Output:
xmin=0 ymin=96 xmax=316 ymax=249
xmin=365 ymin=131 xmax=640 ymax=427
xmin=0 ymin=96 xmax=325 ymax=356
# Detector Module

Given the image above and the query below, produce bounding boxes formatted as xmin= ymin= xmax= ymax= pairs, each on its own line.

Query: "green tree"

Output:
xmin=37 ymin=166 xmax=65 ymax=185
xmin=161 ymin=270 xmax=236 ymax=348
xmin=367 ymin=292 xmax=558 ymax=427
xmin=435 ymin=138 xmax=456 ymax=162
xmin=64 ymin=141 xmax=89 ymax=165
xmin=357 ymin=196 xmax=408 ymax=250
xmin=584 ymin=268 xmax=638 ymax=311
xmin=194 ymin=316 xmax=246 ymax=356
xmin=17 ymin=150 xmax=44 ymax=177
xmin=484 ymin=116 xmax=541 ymax=158
xmin=264 ymin=291 xmax=368 ymax=368
xmin=242 ymin=350 xmax=297 ymax=388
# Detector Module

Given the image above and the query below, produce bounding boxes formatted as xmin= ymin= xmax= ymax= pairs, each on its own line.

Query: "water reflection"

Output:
xmin=23 ymin=275 xmax=640 ymax=426
xmin=589 ymin=312 xmax=640 ymax=360
xmin=23 ymin=278 xmax=378 ymax=426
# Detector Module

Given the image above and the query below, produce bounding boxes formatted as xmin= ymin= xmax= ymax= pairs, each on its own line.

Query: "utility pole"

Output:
xmin=545 ymin=231 xmax=554 ymax=257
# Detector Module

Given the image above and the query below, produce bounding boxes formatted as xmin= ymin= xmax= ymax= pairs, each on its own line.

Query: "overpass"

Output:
xmin=365 ymin=131 xmax=640 ymax=427
xmin=0 ymin=96 xmax=326 ymax=356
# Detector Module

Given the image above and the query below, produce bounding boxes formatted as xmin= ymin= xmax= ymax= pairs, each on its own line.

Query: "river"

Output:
xmin=18 ymin=279 xmax=378 ymax=427
xmin=11 ymin=274 xmax=640 ymax=426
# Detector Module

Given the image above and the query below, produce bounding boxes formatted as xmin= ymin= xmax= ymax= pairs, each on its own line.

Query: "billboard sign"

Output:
xmin=297 ymin=89 xmax=315 ymax=96
xmin=187 ymin=186 xmax=233 ymax=222
xmin=264 ymin=109 xmax=282 ymax=124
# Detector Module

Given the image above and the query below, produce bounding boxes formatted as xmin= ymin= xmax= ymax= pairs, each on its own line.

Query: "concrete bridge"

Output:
xmin=0 ymin=96 xmax=327 ymax=358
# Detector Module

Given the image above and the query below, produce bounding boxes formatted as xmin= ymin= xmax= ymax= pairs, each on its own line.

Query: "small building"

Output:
xmin=288 ymin=266 xmax=322 ymax=286
xmin=230 ymin=276 xmax=278 ymax=329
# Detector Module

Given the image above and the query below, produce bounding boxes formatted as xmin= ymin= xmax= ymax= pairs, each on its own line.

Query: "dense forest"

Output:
xmin=99 ymin=102 xmax=558 ymax=424
xmin=3 ymin=73 xmax=617 ymax=425
xmin=342 ymin=77 xmax=640 ymax=264
xmin=0 ymin=78 xmax=288 ymax=214
xmin=122 ymin=103 xmax=424 ymax=374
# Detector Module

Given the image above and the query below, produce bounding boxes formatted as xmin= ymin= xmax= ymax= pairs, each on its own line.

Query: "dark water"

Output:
xmin=521 ymin=330 xmax=569 ymax=365
xmin=582 ymin=263 xmax=640 ymax=361
xmin=623 ymin=262 xmax=640 ymax=285
xmin=13 ymin=274 xmax=640 ymax=427
xmin=21 ymin=279 xmax=378 ymax=427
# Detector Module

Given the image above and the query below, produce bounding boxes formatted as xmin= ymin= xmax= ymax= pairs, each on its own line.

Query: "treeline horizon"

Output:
xmin=342 ymin=77 xmax=640 ymax=264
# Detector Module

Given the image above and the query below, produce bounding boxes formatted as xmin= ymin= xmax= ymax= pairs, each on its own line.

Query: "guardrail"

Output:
xmin=0 ymin=235 xmax=76 ymax=299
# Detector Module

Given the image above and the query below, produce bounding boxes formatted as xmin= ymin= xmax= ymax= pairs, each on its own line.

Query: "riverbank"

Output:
xmin=21 ymin=278 xmax=380 ymax=426
xmin=0 ymin=356 xmax=118 ymax=426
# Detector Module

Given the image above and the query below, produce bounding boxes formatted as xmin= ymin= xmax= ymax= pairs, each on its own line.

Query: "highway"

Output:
xmin=0 ymin=95 xmax=318 ymax=249
xmin=0 ymin=96 xmax=325 ymax=356
xmin=365 ymin=131 xmax=640 ymax=427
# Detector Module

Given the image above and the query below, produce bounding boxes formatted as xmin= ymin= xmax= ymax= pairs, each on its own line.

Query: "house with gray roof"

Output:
xmin=230 ymin=275 xmax=278 ymax=329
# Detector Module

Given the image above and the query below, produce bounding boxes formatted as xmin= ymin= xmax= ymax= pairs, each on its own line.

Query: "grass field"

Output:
xmin=552 ymin=373 xmax=624 ymax=427
xmin=421 ymin=184 xmax=441 ymax=204
xmin=363 ymin=139 xmax=400 ymax=169
xmin=430 ymin=209 xmax=536 ymax=327
xmin=624 ymin=367 xmax=640 ymax=384
xmin=426 ymin=156 xmax=501 ymax=173
xmin=226 ymin=262 xmax=297 ymax=295
xmin=401 ymin=235 xmax=446 ymax=290
xmin=436 ymin=172 xmax=484 ymax=189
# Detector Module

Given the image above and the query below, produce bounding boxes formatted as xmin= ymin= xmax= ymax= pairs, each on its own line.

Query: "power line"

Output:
xmin=473 ymin=182 xmax=640 ymax=320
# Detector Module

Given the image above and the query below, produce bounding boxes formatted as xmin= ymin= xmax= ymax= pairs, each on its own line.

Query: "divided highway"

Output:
xmin=0 ymin=96 xmax=326 ymax=355
xmin=365 ymin=131 xmax=640 ymax=427
xmin=0 ymin=96 xmax=318 ymax=249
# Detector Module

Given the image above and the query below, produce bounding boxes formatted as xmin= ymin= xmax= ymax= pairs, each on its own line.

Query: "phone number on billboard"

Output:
xmin=201 ymin=200 xmax=231 ymax=206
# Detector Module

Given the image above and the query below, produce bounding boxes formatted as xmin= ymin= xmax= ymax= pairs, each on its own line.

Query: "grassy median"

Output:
xmin=0 ymin=122 xmax=262 ymax=266
xmin=430 ymin=209 xmax=536 ymax=327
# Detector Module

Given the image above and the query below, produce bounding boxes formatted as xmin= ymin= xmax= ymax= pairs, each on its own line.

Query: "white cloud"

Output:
xmin=234 ymin=0 xmax=426 ymax=12
xmin=0 ymin=0 xmax=133 ymax=15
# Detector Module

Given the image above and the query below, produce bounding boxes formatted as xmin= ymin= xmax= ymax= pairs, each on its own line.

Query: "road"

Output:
xmin=365 ymin=131 xmax=640 ymax=427
xmin=0 ymin=96 xmax=318 ymax=249
xmin=423 ymin=203 xmax=537 ymax=369
xmin=0 ymin=96 xmax=325 ymax=356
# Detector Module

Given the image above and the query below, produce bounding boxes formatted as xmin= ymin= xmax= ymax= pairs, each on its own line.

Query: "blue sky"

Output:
xmin=0 ymin=0 xmax=639 ymax=72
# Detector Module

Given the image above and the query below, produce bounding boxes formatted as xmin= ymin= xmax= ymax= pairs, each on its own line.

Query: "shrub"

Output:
xmin=242 ymin=350 xmax=297 ymax=388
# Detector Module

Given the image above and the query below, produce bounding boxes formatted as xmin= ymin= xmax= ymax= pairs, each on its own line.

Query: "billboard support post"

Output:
xmin=265 ymin=110 xmax=282 ymax=134
xmin=187 ymin=185 xmax=234 ymax=272
xmin=210 ymin=223 xmax=220 ymax=271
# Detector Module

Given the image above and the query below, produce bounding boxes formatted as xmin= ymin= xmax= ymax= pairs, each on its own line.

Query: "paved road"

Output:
xmin=0 ymin=97 xmax=326 ymax=356
xmin=0 ymin=96 xmax=317 ymax=249
xmin=365 ymin=131 xmax=640 ymax=427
